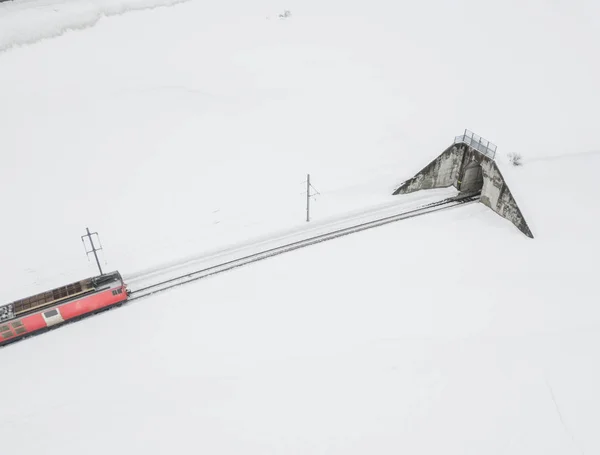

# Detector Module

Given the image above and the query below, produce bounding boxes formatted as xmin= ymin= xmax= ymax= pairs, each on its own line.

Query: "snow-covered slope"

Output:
xmin=0 ymin=0 xmax=189 ymax=52
xmin=1 ymin=150 xmax=599 ymax=454
xmin=0 ymin=0 xmax=599 ymax=453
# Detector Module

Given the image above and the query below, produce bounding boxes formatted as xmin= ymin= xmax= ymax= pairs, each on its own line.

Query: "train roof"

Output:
xmin=2 ymin=271 xmax=123 ymax=311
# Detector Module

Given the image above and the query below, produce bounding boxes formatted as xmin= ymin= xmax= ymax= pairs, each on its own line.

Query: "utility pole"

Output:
xmin=306 ymin=173 xmax=310 ymax=222
xmin=81 ymin=227 xmax=103 ymax=276
xmin=305 ymin=174 xmax=320 ymax=222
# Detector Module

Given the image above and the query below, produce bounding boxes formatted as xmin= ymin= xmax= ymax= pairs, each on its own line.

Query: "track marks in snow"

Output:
xmin=546 ymin=380 xmax=586 ymax=455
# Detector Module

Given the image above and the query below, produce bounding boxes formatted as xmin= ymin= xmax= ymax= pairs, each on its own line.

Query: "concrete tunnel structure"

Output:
xmin=393 ymin=130 xmax=534 ymax=238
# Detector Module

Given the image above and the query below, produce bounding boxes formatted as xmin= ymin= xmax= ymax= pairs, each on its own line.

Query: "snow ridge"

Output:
xmin=0 ymin=0 xmax=189 ymax=53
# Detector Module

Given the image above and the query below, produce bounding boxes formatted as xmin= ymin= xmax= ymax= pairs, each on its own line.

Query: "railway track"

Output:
xmin=0 ymin=193 xmax=479 ymax=349
xmin=128 ymin=193 xmax=480 ymax=301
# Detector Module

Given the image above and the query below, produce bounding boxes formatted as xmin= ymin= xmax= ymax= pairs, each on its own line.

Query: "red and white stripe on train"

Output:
xmin=0 ymin=271 xmax=129 ymax=346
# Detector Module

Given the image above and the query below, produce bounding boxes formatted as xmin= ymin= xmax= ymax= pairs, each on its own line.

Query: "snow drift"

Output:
xmin=0 ymin=0 xmax=188 ymax=53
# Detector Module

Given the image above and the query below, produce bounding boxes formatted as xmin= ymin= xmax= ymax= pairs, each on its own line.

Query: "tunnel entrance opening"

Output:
xmin=459 ymin=160 xmax=483 ymax=194
xmin=393 ymin=131 xmax=534 ymax=238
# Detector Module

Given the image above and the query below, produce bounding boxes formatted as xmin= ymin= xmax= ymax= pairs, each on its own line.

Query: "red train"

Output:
xmin=0 ymin=271 xmax=129 ymax=347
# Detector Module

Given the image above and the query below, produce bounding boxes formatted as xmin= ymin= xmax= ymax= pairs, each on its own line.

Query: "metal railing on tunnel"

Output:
xmin=454 ymin=129 xmax=497 ymax=160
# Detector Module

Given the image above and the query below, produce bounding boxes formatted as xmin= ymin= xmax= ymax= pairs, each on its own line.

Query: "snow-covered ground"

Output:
xmin=126 ymin=187 xmax=458 ymax=291
xmin=0 ymin=0 xmax=189 ymax=52
xmin=1 ymin=0 xmax=600 ymax=453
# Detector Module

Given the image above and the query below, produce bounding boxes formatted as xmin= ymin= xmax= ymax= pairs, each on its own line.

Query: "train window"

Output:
xmin=44 ymin=309 xmax=58 ymax=318
xmin=11 ymin=321 xmax=23 ymax=328
xmin=15 ymin=327 xmax=26 ymax=335
xmin=2 ymin=332 xmax=13 ymax=339
xmin=0 ymin=325 xmax=10 ymax=332
xmin=117 ymin=288 xmax=123 ymax=294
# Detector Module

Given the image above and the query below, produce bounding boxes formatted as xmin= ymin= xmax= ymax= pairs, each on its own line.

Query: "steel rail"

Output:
xmin=129 ymin=194 xmax=479 ymax=301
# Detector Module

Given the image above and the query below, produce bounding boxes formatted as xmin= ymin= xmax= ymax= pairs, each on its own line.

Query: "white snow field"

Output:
xmin=1 ymin=0 xmax=600 ymax=453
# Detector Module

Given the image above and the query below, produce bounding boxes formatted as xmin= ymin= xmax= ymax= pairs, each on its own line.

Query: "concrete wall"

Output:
xmin=480 ymin=158 xmax=534 ymax=238
xmin=393 ymin=143 xmax=534 ymax=238
xmin=392 ymin=144 xmax=466 ymax=195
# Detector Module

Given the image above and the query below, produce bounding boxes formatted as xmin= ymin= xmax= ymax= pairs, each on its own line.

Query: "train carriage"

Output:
xmin=0 ymin=271 xmax=128 ymax=347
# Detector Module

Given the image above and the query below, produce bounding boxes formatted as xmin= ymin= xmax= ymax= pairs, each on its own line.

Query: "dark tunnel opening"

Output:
xmin=459 ymin=160 xmax=484 ymax=194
